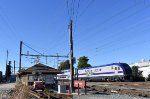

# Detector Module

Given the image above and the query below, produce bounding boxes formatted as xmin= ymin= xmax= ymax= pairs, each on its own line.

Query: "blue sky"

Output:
xmin=0 ymin=0 xmax=150 ymax=74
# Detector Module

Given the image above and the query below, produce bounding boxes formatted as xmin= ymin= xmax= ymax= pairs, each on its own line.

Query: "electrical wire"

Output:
xmin=66 ymin=0 xmax=71 ymax=19
xmin=22 ymin=42 xmax=43 ymax=55
xmin=77 ymin=12 xmax=149 ymax=55
xmin=95 ymin=39 xmax=150 ymax=57
xmin=0 ymin=6 xmax=20 ymax=42
xmin=75 ymin=2 xmax=150 ymax=52
xmin=73 ymin=0 xmax=81 ymax=34
xmin=79 ymin=16 xmax=150 ymax=52
xmin=74 ymin=1 xmax=142 ymax=46
xmin=78 ymin=0 xmax=95 ymax=19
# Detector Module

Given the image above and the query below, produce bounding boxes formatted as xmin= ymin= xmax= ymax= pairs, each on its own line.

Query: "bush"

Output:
xmin=131 ymin=66 xmax=145 ymax=82
xmin=147 ymin=74 xmax=150 ymax=81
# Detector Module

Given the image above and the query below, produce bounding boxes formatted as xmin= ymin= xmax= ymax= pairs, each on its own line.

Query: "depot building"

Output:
xmin=17 ymin=63 xmax=61 ymax=86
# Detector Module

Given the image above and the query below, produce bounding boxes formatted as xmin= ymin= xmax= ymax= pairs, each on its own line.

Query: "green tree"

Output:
xmin=77 ymin=56 xmax=91 ymax=68
xmin=131 ymin=66 xmax=145 ymax=81
xmin=147 ymin=74 xmax=150 ymax=81
xmin=5 ymin=63 xmax=11 ymax=81
xmin=58 ymin=60 xmax=70 ymax=70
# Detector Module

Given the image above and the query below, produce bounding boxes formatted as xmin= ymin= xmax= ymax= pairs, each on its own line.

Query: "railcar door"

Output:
xmin=114 ymin=66 xmax=118 ymax=75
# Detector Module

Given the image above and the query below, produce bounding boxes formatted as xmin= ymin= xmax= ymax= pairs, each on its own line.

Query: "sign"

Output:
xmin=74 ymin=80 xmax=86 ymax=89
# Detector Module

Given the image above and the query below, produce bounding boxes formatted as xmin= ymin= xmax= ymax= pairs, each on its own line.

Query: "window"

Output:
xmin=99 ymin=69 xmax=101 ymax=71
xmin=95 ymin=69 xmax=98 ymax=72
xmin=115 ymin=67 xmax=117 ymax=70
xmin=118 ymin=67 xmax=120 ymax=70
xmin=111 ymin=66 xmax=114 ymax=69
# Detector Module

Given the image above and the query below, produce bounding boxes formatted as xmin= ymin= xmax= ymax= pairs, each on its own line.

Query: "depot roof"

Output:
xmin=18 ymin=63 xmax=61 ymax=75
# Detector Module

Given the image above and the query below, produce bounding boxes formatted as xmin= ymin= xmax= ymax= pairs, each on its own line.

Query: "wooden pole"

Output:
xmin=19 ymin=41 xmax=22 ymax=72
xmin=69 ymin=19 xmax=74 ymax=93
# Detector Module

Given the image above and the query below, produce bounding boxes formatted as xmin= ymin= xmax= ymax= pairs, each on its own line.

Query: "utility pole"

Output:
xmin=19 ymin=41 xmax=22 ymax=72
xmin=14 ymin=60 xmax=15 ymax=74
xmin=6 ymin=50 xmax=9 ymax=66
xmin=69 ymin=19 xmax=74 ymax=93
xmin=56 ymin=53 xmax=60 ymax=69
xmin=46 ymin=56 xmax=47 ymax=64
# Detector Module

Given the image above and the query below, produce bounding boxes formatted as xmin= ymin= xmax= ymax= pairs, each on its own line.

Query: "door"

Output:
xmin=114 ymin=67 xmax=118 ymax=75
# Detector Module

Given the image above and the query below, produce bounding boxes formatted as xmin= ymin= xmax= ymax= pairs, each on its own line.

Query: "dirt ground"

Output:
xmin=86 ymin=81 xmax=150 ymax=98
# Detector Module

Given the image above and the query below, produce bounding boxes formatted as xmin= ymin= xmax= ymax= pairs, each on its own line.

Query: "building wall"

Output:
xmin=21 ymin=75 xmax=28 ymax=85
xmin=130 ymin=60 xmax=150 ymax=78
xmin=139 ymin=67 xmax=150 ymax=78
xmin=27 ymin=74 xmax=56 ymax=86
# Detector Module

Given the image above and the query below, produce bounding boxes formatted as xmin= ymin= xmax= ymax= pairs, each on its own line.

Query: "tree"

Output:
xmin=147 ymin=74 xmax=150 ymax=81
xmin=131 ymin=66 xmax=145 ymax=81
xmin=58 ymin=60 xmax=70 ymax=70
xmin=77 ymin=56 xmax=91 ymax=68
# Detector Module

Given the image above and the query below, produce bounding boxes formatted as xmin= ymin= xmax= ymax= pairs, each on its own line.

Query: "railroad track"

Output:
xmin=28 ymin=90 xmax=73 ymax=99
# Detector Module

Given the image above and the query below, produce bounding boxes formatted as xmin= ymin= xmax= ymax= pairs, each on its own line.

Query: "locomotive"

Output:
xmin=57 ymin=63 xmax=132 ymax=81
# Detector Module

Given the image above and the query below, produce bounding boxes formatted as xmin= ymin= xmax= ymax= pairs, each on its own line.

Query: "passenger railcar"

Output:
xmin=57 ymin=63 xmax=132 ymax=81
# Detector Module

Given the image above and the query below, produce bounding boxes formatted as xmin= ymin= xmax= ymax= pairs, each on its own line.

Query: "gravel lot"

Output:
xmin=73 ymin=94 xmax=150 ymax=99
xmin=0 ymin=82 xmax=149 ymax=99
xmin=73 ymin=82 xmax=150 ymax=99
xmin=0 ymin=83 xmax=16 ymax=99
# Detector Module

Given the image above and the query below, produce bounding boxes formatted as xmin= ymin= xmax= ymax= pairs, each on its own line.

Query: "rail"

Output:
xmin=28 ymin=90 xmax=73 ymax=99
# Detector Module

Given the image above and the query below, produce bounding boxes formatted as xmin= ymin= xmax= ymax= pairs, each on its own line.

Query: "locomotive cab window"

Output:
xmin=118 ymin=67 xmax=120 ymax=70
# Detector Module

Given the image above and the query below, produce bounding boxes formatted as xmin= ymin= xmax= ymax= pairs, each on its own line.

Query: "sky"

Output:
xmin=0 ymin=0 xmax=150 ymax=74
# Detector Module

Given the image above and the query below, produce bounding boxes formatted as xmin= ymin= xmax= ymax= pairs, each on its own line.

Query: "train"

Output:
xmin=57 ymin=63 xmax=132 ymax=81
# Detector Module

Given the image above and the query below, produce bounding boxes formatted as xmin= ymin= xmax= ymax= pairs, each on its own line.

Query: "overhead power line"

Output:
xmin=95 ymin=39 xmax=150 ymax=57
xmin=0 ymin=6 xmax=20 ymax=42
xmin=84 ymin=17 xmax=150 ymax=52
xmin=71 ymin=0 xmax=75 ymax=18
xmin=66 ymin=0 xmax=70 ymax=19
xmin=75 ymin=2 xmax=150 ymax=50
xmin=78 ymin=0 xmax=95 ymax=19
xmin=74 ymin=2 xmax=142 ymax=45
xmin=22 ymin=42 xmax=43 ymax=55
xmin=73 ymin=0 xmax=81 ymax=33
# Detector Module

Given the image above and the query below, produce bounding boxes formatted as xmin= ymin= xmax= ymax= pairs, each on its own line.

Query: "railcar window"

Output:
xmin=118 ymin=67 xmax=120 ymax=70
xmin=60 ymin=76 xmax=66 ymax=78
xmin=99 ymin=69 xmax=101 ymax=71
xmin=95 ymin=69 xmax=98 ymax=72
xmin=115 ymin=67 xmax=117 ymax=70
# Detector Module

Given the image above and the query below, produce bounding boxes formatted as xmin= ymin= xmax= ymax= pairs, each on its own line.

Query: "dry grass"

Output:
xmin=9 ymin=84 xmax=30 ymax=99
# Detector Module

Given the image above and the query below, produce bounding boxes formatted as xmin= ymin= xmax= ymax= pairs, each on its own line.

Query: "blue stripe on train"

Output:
xmin=93 ymin=72 xmax=114 ymax=75
xmin=78 ymin=71 xmax=123 ymax=75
